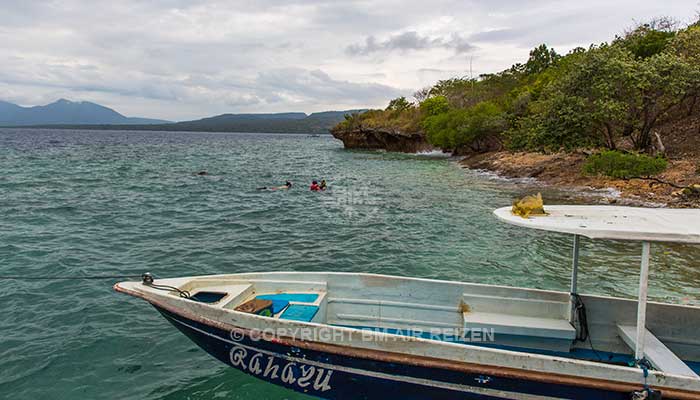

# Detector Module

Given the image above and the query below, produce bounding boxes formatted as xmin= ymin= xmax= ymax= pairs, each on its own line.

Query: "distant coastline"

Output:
xmin=0 ymin=99 xmax=365 ymax=135
xmin=1 ymin=121 xmax=334 ymax=135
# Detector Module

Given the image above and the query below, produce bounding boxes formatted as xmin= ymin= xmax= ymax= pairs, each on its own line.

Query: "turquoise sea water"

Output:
xmin=1 ymin=129 xmax=699 ymax=399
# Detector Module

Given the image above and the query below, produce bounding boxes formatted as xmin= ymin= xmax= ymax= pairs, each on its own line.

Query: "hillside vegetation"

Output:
xmin=334 ymin=18 xmax=700 ymax=158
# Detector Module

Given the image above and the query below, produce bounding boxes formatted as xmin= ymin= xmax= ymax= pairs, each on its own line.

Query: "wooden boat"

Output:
xmin=115 ymin=206 xmax=700 ymax=399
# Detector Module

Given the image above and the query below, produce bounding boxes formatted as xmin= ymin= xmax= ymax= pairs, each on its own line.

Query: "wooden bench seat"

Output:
xmin=617 ymin=324 xmax=699 ymax=378
xmin=463 ymin=311 xmax=576 ymax=352
xmin=463 ymin=311 xmax=576 ymax=340
xmin=460 ymin=288 xmax=576 ymax=352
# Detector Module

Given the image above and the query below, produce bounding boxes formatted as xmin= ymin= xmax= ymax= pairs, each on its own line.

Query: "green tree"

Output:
xmin=524 ymin=44 xmax=561 ymax=74
xmin=422 ymin=111 xmax=454 ymax=149
xmin=670 ymin=26 xmax=700 ymax=115
xmin=456 ymin=102 xmax=507 ymax=151
xmin=423 ymin=101 xmax=506 ymax=152
xmin=523 ymin=42 xmax=699 ymax=151
xmin=628 ymin=51 xmax=700 ymax=149
xmin=511 ymin=45 xmax=631 ymax=150
xmin=386 ymin=97 xmax=412 ymax=112
xmin=419 ymin=95 xmax=449 ymax=117
xmin=617 ymin=24 xmax=675 ymax=58
xmin=614 ymin=17 xmax=678 ymax=58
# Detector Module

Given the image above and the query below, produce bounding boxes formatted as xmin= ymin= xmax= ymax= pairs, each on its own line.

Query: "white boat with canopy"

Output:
xmin=116 ymin=205 xmax=700 ymax=399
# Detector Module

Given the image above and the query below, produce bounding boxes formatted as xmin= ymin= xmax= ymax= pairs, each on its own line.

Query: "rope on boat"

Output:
xmin=573 ymin=294 xmax=664 ymax=400
xmin=571 ymin=293 xmax=604 ymax=362
xmin=571 ymin=293 xmax=589 ymax=342
xmin=141 ymin=273 xmax=191 ymax=298
xmin=146 ymin=283 xmax=190 ymax=298
xmin=631 ymin=362 xmax=663 ymax=400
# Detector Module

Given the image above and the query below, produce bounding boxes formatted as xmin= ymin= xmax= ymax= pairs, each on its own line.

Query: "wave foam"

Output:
xmin=414 ymin=149 xmax=452 ymax=157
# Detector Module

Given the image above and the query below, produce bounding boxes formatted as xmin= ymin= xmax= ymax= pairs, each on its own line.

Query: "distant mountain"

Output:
xmin=0 ymin=98 xmax=366 ymax=133
xmin=9 ymin=109 xmax=368 ymax=134
xmin=164 ymin=110 xmax=366 ymax=134
xmin=0 ymin=99 xmax=170 ymax=126
xmin=199 ymin=112 xmax=309 ymax=121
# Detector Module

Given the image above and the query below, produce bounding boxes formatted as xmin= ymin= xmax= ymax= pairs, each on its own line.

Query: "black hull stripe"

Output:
xmin=163 ymin=311 xmax=567 ymax=400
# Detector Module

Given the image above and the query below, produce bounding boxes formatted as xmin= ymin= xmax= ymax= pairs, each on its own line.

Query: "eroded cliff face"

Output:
xmin=330 ymin=127 xmax=433 ymax=153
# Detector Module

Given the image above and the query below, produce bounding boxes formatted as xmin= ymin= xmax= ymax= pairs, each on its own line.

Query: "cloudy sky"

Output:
xmin=1 ymin=1 xmax=698 ymax=121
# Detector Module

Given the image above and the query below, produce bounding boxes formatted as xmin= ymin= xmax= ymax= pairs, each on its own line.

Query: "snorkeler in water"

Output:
xmin=258 ymin=181 xmax=292 ymax=191
xmin=319 ymin=179 xmax=327 ymax=191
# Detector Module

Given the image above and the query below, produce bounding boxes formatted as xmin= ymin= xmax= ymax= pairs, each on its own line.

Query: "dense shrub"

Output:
xmin=386 ymin=97 xmax=412 ymax=113
xmin=333 ymin=107 xmax=421 ymax=134
xmin=423 ymin=102 xmax=505 ymax=151
xmin=617 ymin=24 xmax=675 ymax=58
xmin=419 ymin=96 xmax=449 ymax=117
xmin=582 ymin=151 xmax=668 ymax=178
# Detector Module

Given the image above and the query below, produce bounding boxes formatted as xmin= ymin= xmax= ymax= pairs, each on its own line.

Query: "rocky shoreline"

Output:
xmin=330 ymin=126 xmax=433 ymax=153
xmin=460 ymin=151 xmax=700 ymax=208
xmin=331 ymin=120 xmax=700 ymax=208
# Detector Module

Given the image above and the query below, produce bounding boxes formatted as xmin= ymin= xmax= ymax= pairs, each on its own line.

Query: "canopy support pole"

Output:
xmin=635 ymin=241 xmax=651 ymax=361
xmin=570 ymin=234 xmax=580 ymax=294
xmin=569 ymin=235 xmax=580 ymax=322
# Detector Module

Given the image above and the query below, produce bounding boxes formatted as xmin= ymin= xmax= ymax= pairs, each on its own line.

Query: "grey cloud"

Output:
xmin=464 ymin=4 xmax=664 ymax=48
xmin=255 ymin=68 xmax=405 ymax=106
xmin=469 ymin=29 xmax=523 ymax=43
xmin=0 ymin=58 xmax=184 ymax=102
xmin=347 ymin=31 xmax=475 ymax=55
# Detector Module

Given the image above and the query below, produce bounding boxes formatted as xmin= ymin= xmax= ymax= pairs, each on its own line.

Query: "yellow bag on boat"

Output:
xmin=512 ymin=193 xmax=547 ymax=219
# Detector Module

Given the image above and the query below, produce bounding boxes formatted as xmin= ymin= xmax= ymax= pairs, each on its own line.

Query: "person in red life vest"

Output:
xmin=310 ymin=180 xmax=320 ymax=191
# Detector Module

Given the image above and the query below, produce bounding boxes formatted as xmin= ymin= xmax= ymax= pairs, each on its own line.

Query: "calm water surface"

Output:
xmin=1 ymin=129 xmax=698 ymax=399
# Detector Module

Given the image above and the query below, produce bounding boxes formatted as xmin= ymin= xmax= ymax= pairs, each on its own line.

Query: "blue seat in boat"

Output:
xmin=256 ymin=293 xmax=319 ymax=303
xmin=280 ymin=304 xmax=319 ymax=322
xmin=256 ymin=293 xmax=319 ymax=315
xmin=269 ymin=300 xmax=289 ymax=314
xmin=253 ymin=297 xmax=289 ymax=314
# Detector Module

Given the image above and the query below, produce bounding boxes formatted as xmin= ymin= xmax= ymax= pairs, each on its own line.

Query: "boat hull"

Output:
xmin=156 ymin=306 xmax=636 ymax=400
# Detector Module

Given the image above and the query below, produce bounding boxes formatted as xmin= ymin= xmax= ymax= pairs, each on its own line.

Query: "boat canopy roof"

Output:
xmin=493 ymin=205 xmax=700 ymax=244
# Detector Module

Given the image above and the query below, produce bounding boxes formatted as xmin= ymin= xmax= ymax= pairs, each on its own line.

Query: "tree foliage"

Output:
xmin=617 ymin=20 xmax=676 ymax=58
xmin=511 ymin=25 xmax=700 ymax=152
xmin=386 ymin=97 xmax=412 ymax=112
xmin=423 ymin=101 xmax=506 ymax=152
xmin=419 ymin=96 xmax=449 ymax=117
xmin=583 ymin=150 xmax=668 ymax=178
xmin=524 ymin=44 xmax=561 ymax=74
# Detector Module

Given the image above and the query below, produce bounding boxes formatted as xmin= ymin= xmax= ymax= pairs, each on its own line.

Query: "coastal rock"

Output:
xmin=330 ymin=126 xmax=432 ymax=153
xmin=680 ymin=184 xmax=700 ymax=197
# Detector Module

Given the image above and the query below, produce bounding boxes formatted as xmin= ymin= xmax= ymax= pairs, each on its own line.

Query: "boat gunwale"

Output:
xmin=114 ymin=278 xmax=700 ymax=399
xmin=140 ymin=270 xmax=700 ymax=309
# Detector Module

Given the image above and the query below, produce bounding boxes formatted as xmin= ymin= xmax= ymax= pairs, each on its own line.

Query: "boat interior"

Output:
xmin=166 ymin=272 xmax=700 ymax=378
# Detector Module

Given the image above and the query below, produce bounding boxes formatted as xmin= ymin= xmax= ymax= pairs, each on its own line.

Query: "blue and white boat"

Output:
xmin=116 ymin=205 xmax=700 ymax=399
